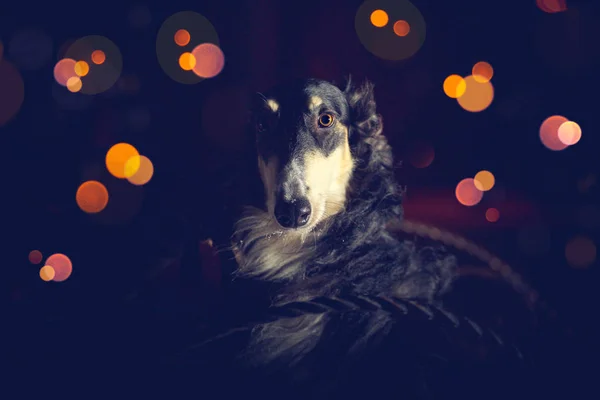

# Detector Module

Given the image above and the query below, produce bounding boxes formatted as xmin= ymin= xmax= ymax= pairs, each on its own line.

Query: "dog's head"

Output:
xmin=250 ymin=78 xmax=380 ymax=232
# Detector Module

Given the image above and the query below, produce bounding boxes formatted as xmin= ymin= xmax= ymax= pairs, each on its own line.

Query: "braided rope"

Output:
xmin=389 ymin=219 xmax=550 ymax=314
xmin=186 ymin=294 xmax=524 ymax=361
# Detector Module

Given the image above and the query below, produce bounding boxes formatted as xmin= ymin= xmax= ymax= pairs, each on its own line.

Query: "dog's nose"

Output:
xmin=274 ymin=197 xmax=312 ymax=228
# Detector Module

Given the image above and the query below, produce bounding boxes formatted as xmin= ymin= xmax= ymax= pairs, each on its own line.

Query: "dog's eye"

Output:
xmin=318 ymin=113 xmax=335 ymax=128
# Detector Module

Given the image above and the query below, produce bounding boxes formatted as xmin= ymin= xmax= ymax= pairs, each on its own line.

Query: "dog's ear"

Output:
xmin=344 ymin=77 xmax=382 ymax=138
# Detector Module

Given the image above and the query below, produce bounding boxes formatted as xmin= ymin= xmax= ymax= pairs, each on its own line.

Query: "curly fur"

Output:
xmin=231 ymin=77 xmax=457 ymax=373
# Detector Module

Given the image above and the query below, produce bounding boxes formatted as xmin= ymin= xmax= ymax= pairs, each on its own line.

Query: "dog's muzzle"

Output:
xmin=274 ymin=196 xmax=312 ymax=229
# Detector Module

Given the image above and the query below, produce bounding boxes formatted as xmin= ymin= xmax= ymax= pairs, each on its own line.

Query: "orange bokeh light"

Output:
xmin=455 ymin=178 xmax=484 ymax=206
xmin=126 ymin=155 xmax=154 ymax=186
xmin=565 ymin=236 xmax=596 ymax=269
xmin=53 ymin=58 xmax=77 ymax=86
xmin=539 ymin=115 xmax=569 ymax=151
xmin=472 ymin=61 xmax=494 ymax=83
xmin=74 ymin=60 xmax=89 ymax=77
xmin=66 ymin=76 xmax=82 ymax=93
xmin=76 ymin=180 xmax=109 ymax=213
xmin=443 ymin=74 xmax=467 ymax=99
xmin=105 ymin=143 xmax=141 ymax=179
xmin=179 ymin=52 xmax=196 ymax=71
xmin=558 ymin=121 xmax=581 ymax=146
xmin=191 ymin=43 xmax=225 ymax=78
xmin=91 ymin=50 xmax=106 ymax=65
xmin=485 ymin=208 xmax=500 ymax=222
xmin=456 ymin=75 xmax=494 ymax=112
xmin=370 ymin=9 xmax=389 ymax=27
xmin=29 ymin=250 xmax=43 ymax=264
xmin=40 ymin=265 xmax=55 ymax=281
xmin=474 ymin=170 xmax=495 ymax=191
xmin=174 ymin=29 xmax=191 ymax=46
xmin=393 ymin=20 xmax=410 ymax=37
xmin=536 ymin=0 xmax=567 ymax=13
xmin=45 ymin=253 xmax=73 ymax=282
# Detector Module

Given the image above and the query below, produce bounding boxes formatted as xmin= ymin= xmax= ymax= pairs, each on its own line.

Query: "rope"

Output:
xmin=184 ymin=294 xmax=524 ymax=361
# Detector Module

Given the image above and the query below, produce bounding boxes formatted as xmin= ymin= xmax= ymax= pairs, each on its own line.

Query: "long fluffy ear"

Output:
xmin=344 ymin=77 xmax=383 ymax=140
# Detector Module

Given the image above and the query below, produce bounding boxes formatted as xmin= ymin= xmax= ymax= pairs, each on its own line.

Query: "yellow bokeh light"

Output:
xmin=76 ymin=180 xmax=109 ymax=213
xmin=474 ymin=170 xmax=495 ymax=191
xmin=91 ymin=50 xmax=106 ymax=65
xmin=456 ymin=75 xmax=494 ymax=112
xmin=455 ymin=178 xmax=483 ymax=207
xmin=179 ymin=52 xmax=196 ymax=71
xmin=443 ymin=74 xmax=467 ymax=99
xmin=174 ymin=29 xmax=191 ymax=46
xmin=74 ymin=60 xmax=89 ymax=77
xmin=66 ymin=76 xmax=82 ymax=92
xmin=370 ymin=9 xmax=389 ymax=27
xmin=126 ymin=155 xmax=154 ymax=186
xmin=393 ymin=20 xmax=410 ymax=37
xmin=558 ymin=120 xmax=581 ymax=146
xmin=472 ymin=61 xmax=494 ymax=83
xmin=105 ymin=143 xmax=141 ymax=179
xmin=40 ymin=265 xmax=56 ymax=281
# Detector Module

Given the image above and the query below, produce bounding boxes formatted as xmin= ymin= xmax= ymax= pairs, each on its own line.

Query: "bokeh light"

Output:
xmin=456 ymin=75 xmax=494 ymax=112
xmin=474 ymin=170 xmax=495 ymax=191
xmin=76 ymin=180 xmax=109 ymax=213
xmin=7 ymin=28 xmax=53 ymax=70
xmin=355 ymin=0 xmax=426 ymax=61
xmin=565 ymin=236 xmax=596 ymax=269
xmin=472 ymin=61 xmax=494 ymax=83
xmin=45 ymin=253 xmax=73 ymax=282
xmin=443 ymin=74 xmax=466 ymax=99
xmin=0 ymin=60 xmax=25 ymax=127
xmin=455 ymin=178 xmax=484 ymax=206
xmin=74 ymin=60 xmax=89 ymax=77
xmin=539 ymin=115 xmax=569 ymax=151
xmin=126 ymin=155 xmax=154 ymax=186
xmin=0 ymin=40 xmax=4 ymax=61
xmin=65 ymin=36 xmax=121 ymax=94
xmin=536 ymin=0 xmax=567 ymax=13
xmin=191 ymin=43 xmax=225 ymax=78
xmin=39 ymin=265 xmax=55 ymax=282
xmin=91 ymin=50 xmax=106 ymax=65
xmin=106 ymin=143 xmax=141 ymax=179
xmin=29 ymin=250 xmax=43 ymax=264
xmin=53 ymin=58 xmax=77 ymax=86
xmin=178 ymin=52 xmax=196 ymax=71
xmin=66 ymin=76 xmax=82 ymax=93
xmin=393 ymin=20 xmax=410 ymax=37
xmin=557 ymin=120 xmax=581 ymax=146
xmin=407 ymin=140 xmax=435 ymax=168
xmin=174 ymin=29 xmax=191 ymax=46
xmin=156 ymin=11 xmax=220 ymax=84
xmin=370 ymin=10 xmax=389 ymax=27
xmin=485 ymin=208 xmax=500 ymax=222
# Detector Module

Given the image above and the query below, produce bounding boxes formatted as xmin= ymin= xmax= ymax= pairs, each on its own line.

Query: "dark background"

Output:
xmin=3 ymin=0 xmax=598 ymax=396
